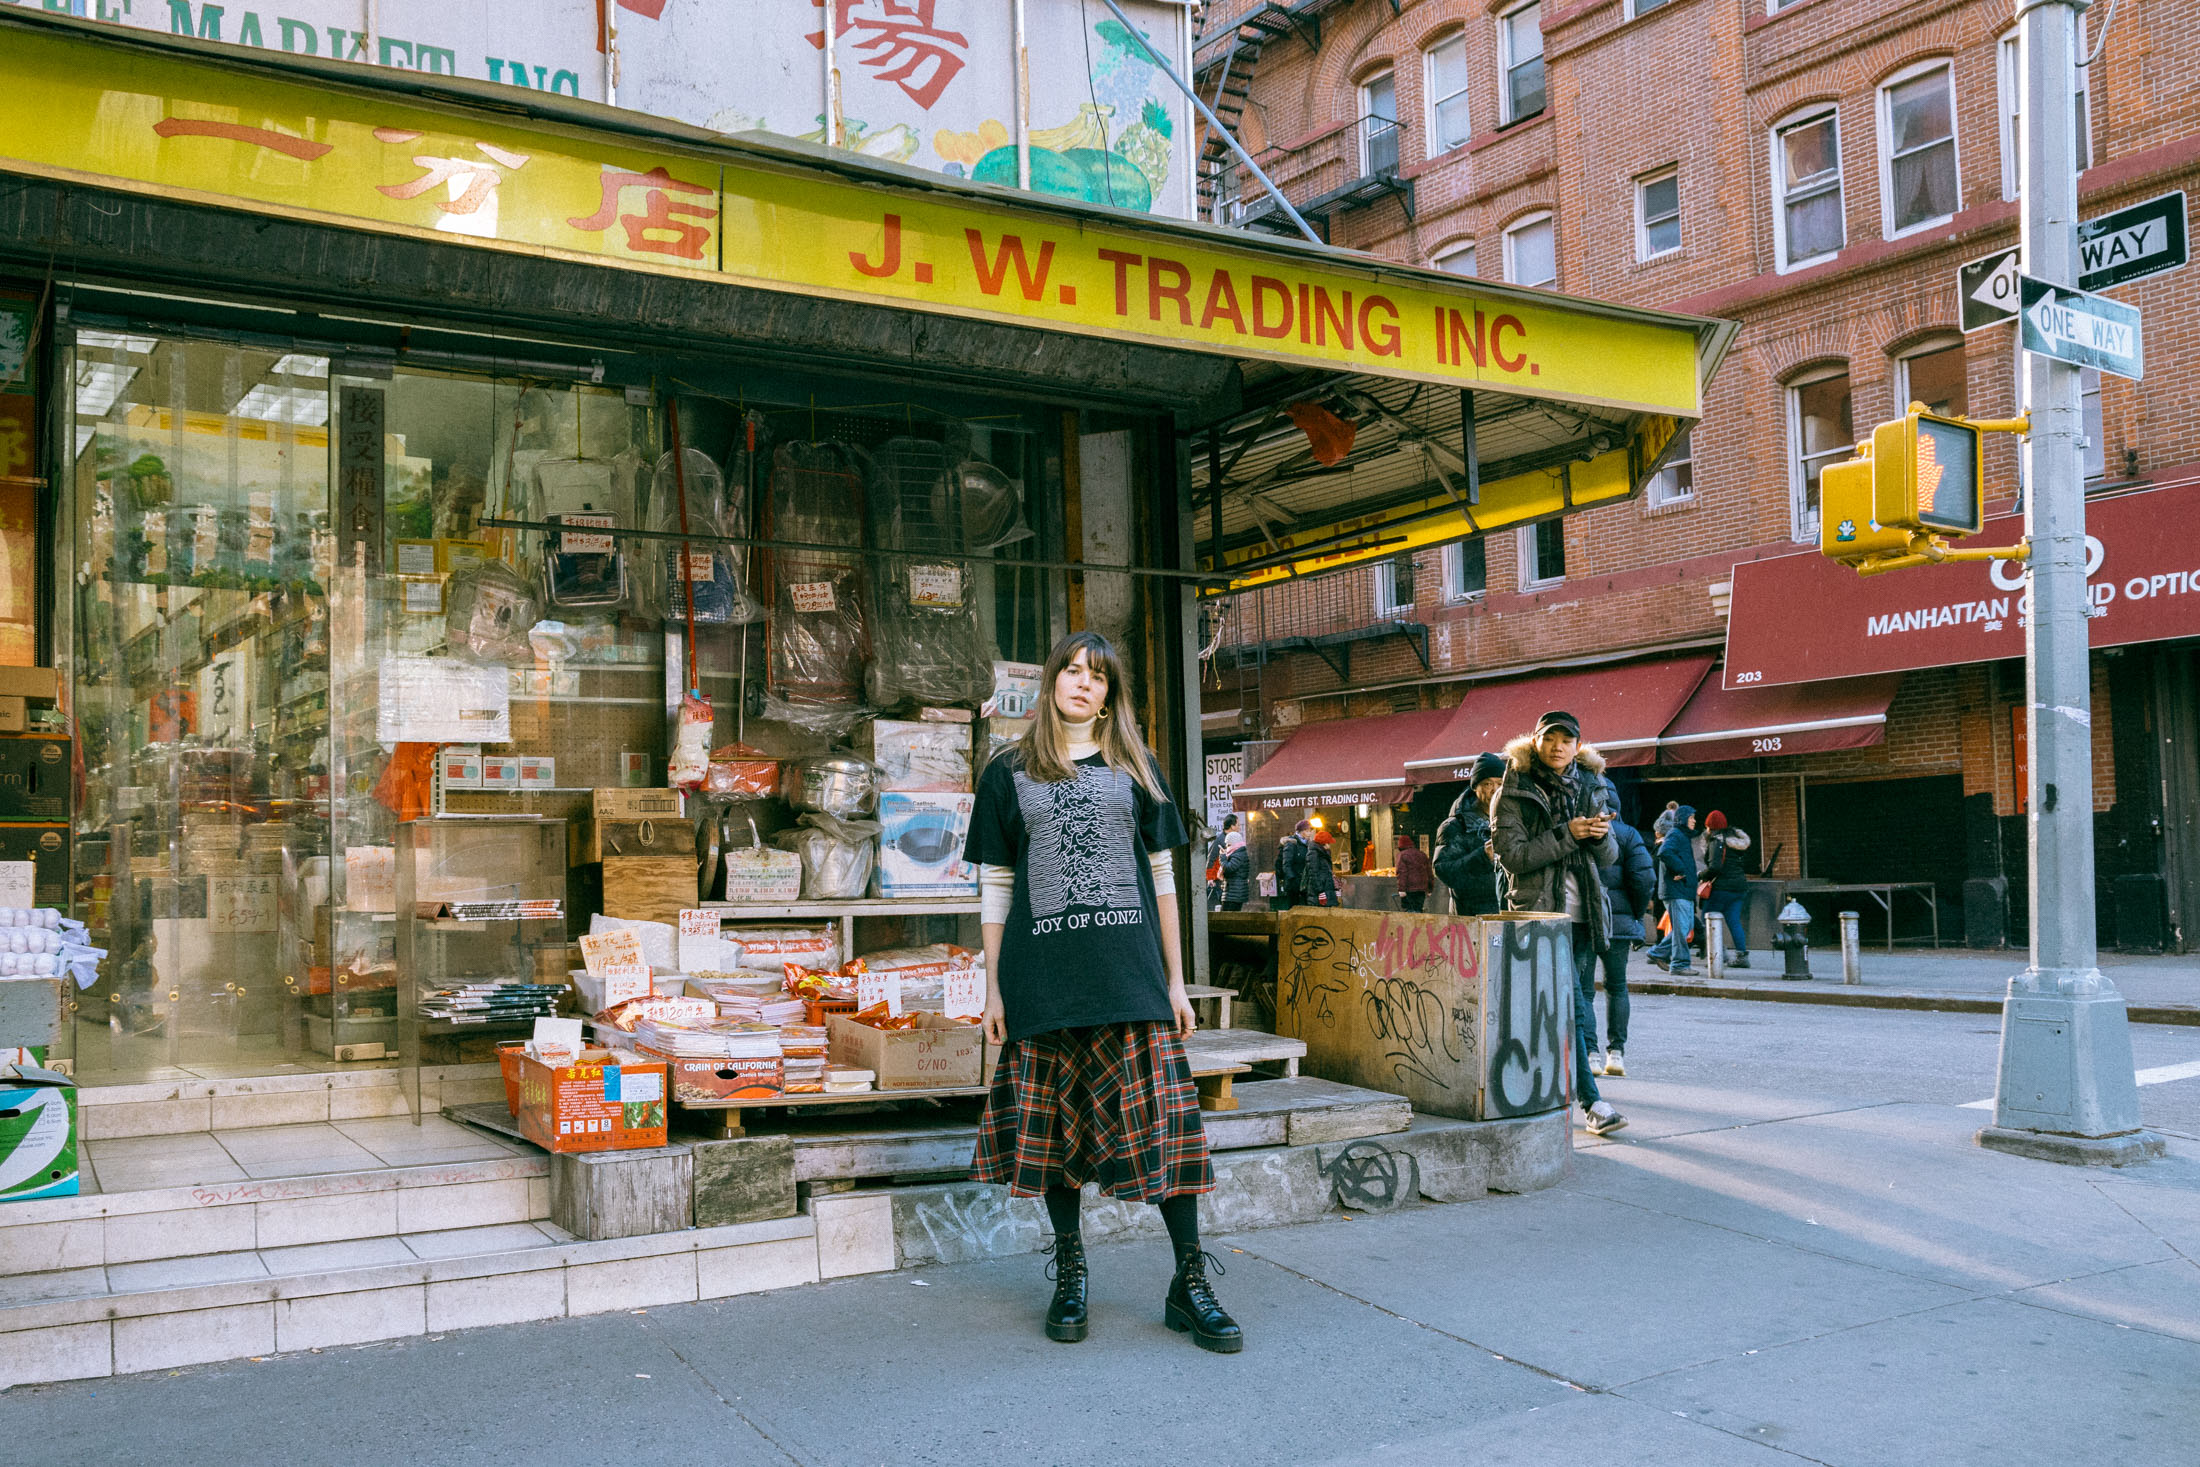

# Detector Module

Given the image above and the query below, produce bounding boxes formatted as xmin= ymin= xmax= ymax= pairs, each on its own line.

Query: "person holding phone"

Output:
xmin=1491 ymin=710 xmax=1627 ymax=1137
xmin=967 ymin=631 xmax=1241 ymax=1354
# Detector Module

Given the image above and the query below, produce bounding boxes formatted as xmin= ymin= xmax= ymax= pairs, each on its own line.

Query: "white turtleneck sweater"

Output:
xmin=979 ymin=716 xmax=1175 ymax=925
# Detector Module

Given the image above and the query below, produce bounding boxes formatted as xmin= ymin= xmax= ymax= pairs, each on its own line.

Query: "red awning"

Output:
xmin=1656 ymin=672 xmax=1900 ymax=764
xmin=1405 ymin=655 xmax=1714 ymax=782
xmin=1232 ymin=707 xmax=1454 ymax=812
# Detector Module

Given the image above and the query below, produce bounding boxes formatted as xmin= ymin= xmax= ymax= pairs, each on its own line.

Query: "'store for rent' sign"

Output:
xmin=1721 ymin=481 xmax=2200 ymax=688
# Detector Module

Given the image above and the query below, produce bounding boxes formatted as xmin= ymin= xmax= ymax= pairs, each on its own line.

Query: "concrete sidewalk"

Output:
xmin=1621 ymin=946 xmax=2200 ymax=1023
xmin=6 ymin=1047 xmax=2195 ymax=1465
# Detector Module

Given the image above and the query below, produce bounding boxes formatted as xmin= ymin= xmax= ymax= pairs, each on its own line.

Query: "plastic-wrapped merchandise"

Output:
xmin=774 ymin=811 xmax=880 ymax=900
xmin=650 ymin=447 xmax=758 ymax=625
xmin=703 ymin=744 xmax=779 ymax=800
xmin=722 ymin=925 xmax=841 ymax=974
xmin=443 ymin=558 xmax=540 ymax=665
xmin=0 ymin=908 xmax=106 ymax=989
xmin=763 ymin=442 xmax=868 ymax=715
xmin=669 ymin=692 xmax=714 ymax=793
xmin=782 ymin=754 xmax=879 ymax=817
xmin=863 ymin=438 xmax=996 ymax=708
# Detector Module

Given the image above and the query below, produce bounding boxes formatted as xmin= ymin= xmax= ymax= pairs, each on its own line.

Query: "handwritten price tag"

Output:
xmin=598 ymin=961 xmax=654 ymax=1009
xmin=856 ymin=969 xmax=903 ymax=1018
xmin=580 ymin=929 xmax=647 ymax=977
xmin=208 ymin=875 xmax=277 ymax=933
xmin=676 ymin=909 xmax=726 ymax=973
xmin=944 ymin=965 xmax=986 ymax=1019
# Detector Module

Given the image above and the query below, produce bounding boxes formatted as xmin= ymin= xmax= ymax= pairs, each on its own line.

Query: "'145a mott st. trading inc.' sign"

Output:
xmin=1720 ymin=481 xmax=2200 ymax=689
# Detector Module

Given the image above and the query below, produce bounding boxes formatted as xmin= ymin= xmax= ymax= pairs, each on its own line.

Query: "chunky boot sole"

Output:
xmin=1165 ymin=1298 xmax=1244 ymax=1353
xmin=1045 ymin=1318 xmax=1089 ymax=1343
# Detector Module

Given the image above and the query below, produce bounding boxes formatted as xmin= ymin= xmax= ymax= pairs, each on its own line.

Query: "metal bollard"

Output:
xmin=1840 ymin=911 xmax=1862 ymax=985
xmin=1705 ymin=912 xmax=1726 ymax=981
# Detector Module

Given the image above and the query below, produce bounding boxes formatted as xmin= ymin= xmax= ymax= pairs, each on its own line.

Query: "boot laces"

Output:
xmin=1177 ymin=1249 xmax=1226 ymax=1310
xmin=1043 ymin=1236 xmax=1086 ymax=1287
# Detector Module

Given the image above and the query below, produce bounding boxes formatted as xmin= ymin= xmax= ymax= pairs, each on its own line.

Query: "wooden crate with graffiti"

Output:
xmin=1273 ymin=909 xmax=1573 ymax=1122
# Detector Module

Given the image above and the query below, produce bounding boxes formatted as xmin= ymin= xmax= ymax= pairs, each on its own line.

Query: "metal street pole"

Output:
xmin=1979 ymin=0 xmax=2160 ymax=1165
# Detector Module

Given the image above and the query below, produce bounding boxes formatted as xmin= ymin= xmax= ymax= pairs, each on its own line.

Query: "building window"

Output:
xmin=1647 ymin=427 xmax=1694 ymax=506
xmin=1898 ymin=338 xmax=1967 ymax=418
xmin=1433 ymin=241 xmax=1477 ymax=276
xmin=1360 ymin=69 xmax=1400 ymax=178
xmin=1881 ymin=62 xmax=1960 ymax=236
xmin=1442 ymin=538 xmax=1487 ymax=600
xmin=1629 ymin=0 xmax=1677 ymax=14
xmin=1426 ymin=34 xmax=1471 ymax=153
xmin=1499 ymin=3 xmax=1545 ymax=125
xmin=1374 ymin=554 xmax=1415 ymax=617
xmin=1773 ymin=108 xmax=1844 ymax=270
xmin=1637 ymin=168 xmax=1680 ymax=259
xmin=1504 ymin=212 xmax=1556 ymax=288
xmin=1999 ymin=30 xmax=2091 ymax=202
xmin=1520 ymin=520 xmax=1566 ymax=586
xmin=1788 ymin=368 xmax=1853 ymax=540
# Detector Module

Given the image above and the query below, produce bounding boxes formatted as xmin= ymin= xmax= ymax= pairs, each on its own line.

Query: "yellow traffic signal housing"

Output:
xmin=1819 ymin=449 xmax=1911 ymax=562
xmin=1870 ymin=406 xmax=1984 ymax=536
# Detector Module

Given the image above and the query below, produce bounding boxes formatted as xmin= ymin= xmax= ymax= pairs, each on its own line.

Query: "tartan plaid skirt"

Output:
xmin=971 ymin=1021 xmax=1214 ymax=1201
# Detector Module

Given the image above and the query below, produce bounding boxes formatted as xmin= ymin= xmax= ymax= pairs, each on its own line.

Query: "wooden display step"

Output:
xmin=1181 ymin=1026 xmax=1305 ymax=1078
xmin=1199 ymin=1077 xmax=1413 ymax=1150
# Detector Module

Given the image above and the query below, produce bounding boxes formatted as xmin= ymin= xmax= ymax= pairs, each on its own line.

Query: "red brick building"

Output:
xmin=1195 ymin=0 xmax=2200 ymax=950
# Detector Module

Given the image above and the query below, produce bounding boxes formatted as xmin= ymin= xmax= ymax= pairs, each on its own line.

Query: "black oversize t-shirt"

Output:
xmin=964 ymin=750 xmax=1188 ymax=1043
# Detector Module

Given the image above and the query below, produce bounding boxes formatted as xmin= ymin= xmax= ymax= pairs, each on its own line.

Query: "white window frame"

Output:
xmin=1628 ymin=0 xmax=1677 ymax=16
xmin=1895 ymin=334 xmax=1967 ymax=418
xmin=1636 ymin=167 xmax=1681 ymax=261
xmin=1646 ymin=426 xmax=1695 ymax=506
xmin=1770 ymin=105 xmax=1844 ymax=272
xmin=1441 ymin=538 xmax=1487 ymax=601
xmin=1433 ymin=240 xmax=1477 ymax=276
xmin=1424 ymin=32 xmax=1471 ymax=154
xmin=1360 ymin=67 xmax=1399 ymax=178
xmin=1878 ymin=59 xmax=1961 ymax=240
xmin=1503 ymin=210 xmax=1556 ymax=288
xmin=1373 ymin=554 xmax=1416 ymax=618
xmin=1786 ymin=365 xmax=1853 ymax=543
xmin=1518 ymin=520 xmax=1566 ymax=589
xmin=1998 ymin=27 xmax=2091 ymax=202
xmin=1498 ymin=1 xmax=1545 ymax=127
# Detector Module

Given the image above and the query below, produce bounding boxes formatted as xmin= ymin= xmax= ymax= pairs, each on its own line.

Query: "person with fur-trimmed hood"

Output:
xmin=1491 ymin=710 xmax=1627 ymax=1137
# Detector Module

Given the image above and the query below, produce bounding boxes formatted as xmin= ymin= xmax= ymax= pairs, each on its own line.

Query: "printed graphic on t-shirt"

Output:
xmin=1014 ymin=764 xmax=1142 ymax=921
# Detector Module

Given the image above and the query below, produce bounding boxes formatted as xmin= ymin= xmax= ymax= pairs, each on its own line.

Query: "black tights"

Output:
xmin=1044 ymin=1185 xmax=1200 ymax=1255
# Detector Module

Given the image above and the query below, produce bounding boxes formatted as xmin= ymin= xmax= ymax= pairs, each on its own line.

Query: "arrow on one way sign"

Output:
xmin=1960 ymin=248 xmax=2022 ymax=331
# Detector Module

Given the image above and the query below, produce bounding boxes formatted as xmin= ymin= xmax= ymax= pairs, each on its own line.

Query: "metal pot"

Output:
xmin=784 ymin=754 xmax=877 ymax=817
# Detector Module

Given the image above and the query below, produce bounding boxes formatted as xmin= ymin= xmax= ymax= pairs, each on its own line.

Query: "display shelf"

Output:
xmin=676 ymin=1083 xmax=989 ymax=1112
xmin=700 ymin=898 xmax=980 ymax=919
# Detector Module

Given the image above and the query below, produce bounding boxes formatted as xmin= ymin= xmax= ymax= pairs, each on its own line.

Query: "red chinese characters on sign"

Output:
xmin=375 ymin=130 xmax=532 ymax=237
xmin=809 ymin=0 xmax=970 ymax=111
xmin=151 ymin=118 xmax=333 ymax=161
xmin=568 ymin=166 xmax=719 ymax=261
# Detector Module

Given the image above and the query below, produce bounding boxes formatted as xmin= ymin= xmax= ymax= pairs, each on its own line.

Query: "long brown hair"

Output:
xmin=1018 ymin=630 xmax=1168 ymax=800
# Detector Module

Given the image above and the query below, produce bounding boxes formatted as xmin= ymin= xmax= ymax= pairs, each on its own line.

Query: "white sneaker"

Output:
xmin=1603 ymin=1049 xmax=1626 ymax=1077
xmin=1585 ymin=1101 xmax=1628 ymax=1137
xmin=1588 ymin=1050 xmax=1606 ymax=1076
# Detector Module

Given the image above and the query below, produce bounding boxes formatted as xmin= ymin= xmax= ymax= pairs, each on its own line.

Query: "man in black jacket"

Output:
xmin=1433 ymin=752 xmax=1506 ymax=916
xmin=1593 ymin=776 xmax=1655 ymax=1078
xmin=1491 ymin=711 xmax=1626 ymax=1137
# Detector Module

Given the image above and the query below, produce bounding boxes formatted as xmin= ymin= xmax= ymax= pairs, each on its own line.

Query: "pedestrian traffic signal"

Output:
xmin=1871 ymin=404 xmax=1983 ymax=537
xmin=1819 ymin=446 xmax=1913 ymax=563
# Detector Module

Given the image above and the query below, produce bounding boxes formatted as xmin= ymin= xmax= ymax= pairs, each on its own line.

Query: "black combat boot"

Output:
xmin=1164 ymin=1248 xmax=1242 ymax=1353
xmin=1043 ymin=1232 xmax=1089 ymax=1343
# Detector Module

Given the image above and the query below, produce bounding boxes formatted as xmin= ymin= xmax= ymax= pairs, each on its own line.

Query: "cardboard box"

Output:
xmin=480 ymin=755 xmax=522 ymax=792
xmin=857 ymin=719 xmax=972 ymax=792
xmin=0 ymin=697 xmax=24 ymax=734
xmin=875 ymin=791 xmax=979 ymax=897
xmin=0 ymin=736 xmax=69 ymax=822
xmin=0 ymin=1066 xmax=79 ymax=1200
xmin=0 ymin=826 xmax=66 ymax=907
xmin=515 ymin=1048 xmax=670 ymax=1154
xmin=0 ymin=668 xmax=59 ymax=705
xmin=439 ymin=751 xmax=483 ymax=789
xmin=827 ymin=1012 xmax=981 ymax=1091
xmin=593 ymin=787 xmax=683 ymax=821
xmin=647 ymin=1053 xmax=784 ymax=1103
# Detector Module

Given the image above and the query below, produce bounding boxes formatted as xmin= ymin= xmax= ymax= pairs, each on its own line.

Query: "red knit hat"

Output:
xmin=1705 ymin=810 xmax=1728 ymax=831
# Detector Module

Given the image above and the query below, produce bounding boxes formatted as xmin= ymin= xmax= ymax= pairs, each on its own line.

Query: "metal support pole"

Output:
xmin=1839 ymin=911 xmax=1861 ymax=986
xmin=1705 ymin=913 xmax=1726 ymax=982
xmin=1982 ymin=0 xmax=2159 ymax=1165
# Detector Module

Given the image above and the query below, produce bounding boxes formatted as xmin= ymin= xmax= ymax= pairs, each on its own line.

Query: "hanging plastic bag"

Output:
xmin=650 ymin=447 xmax=758 ymax=625
xmin=443 ymin=558 xmax=540 ymax=665
xmin=764 ymin=442 xmax=868 ymax=713
xmin=669 ymin=692 xmax=714 ymax=793
xmin=774 ymin=811 xmax=881 ymax=900
xmin=863 ymin=437 xmax=995 ymax=708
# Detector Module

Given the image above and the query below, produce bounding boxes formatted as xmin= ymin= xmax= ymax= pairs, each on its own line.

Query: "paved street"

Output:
xmin=9 ymin=995 xmax=2198 ymax=1466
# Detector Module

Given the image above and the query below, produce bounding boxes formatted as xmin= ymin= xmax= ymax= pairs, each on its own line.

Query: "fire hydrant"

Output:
xmin=1774 ymin=899 xmax=1814 ymax=981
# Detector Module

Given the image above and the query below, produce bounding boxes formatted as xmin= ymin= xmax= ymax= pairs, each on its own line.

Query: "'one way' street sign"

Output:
xmin=2076 ymin=190 xmax=2188 ymax=293
xmin=2020 ymin=275 xmax=2144 ymax=379
xmin=1959 ymin=248 xmax=2021 ymax=332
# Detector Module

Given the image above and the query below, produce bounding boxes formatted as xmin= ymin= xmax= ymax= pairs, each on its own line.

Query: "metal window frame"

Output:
xmin=1772 ymin=107 xmax=1845 ymax=271
xmin=1498 ymin=0 xmax=1546 ymax=126
xmin=1879 ymin=59 xmax=1962 ymax=240
xmin=1424 ymin=31 xmax=1473 ymax=153
xmin=1786 ymin=364 xmax=1853 ymax=542
xmin=1503 ymin=211 xmax=1558 ymax=288
xmin=1636 ymin=166 xmax=1682 ymax=261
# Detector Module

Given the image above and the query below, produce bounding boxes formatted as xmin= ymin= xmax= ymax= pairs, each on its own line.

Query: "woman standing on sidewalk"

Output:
xmin=967 ymin=630 xmax=1241 ymax=1354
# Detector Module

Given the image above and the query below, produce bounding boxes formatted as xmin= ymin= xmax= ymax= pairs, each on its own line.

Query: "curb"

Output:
xmin=1616 ymin=976 xmax=2200 ymax=1027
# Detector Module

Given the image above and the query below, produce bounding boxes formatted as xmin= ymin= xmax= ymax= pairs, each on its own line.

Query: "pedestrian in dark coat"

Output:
xmin=1394 ymin=835 xmax=1434 ymax=912
xmin=1490 ymin=710 xmax=1626 ymax=1137
xmin=1434 ymin=751 xmax=1506 ymax=916
xmin=1701 ymin=811 xmax=1753 ymax=966
xmin=1590 ymin=776 xmax=1654 ymax=1077
xmin=1647 ymin=805 xmax=1698 ymax=974
xmin=1302 ymin=829 xmax=1339 ymax=907
xmin=1218 ymin=832 xmax=1251 ymax=911
xmin=1273 ymin=822 xmax=1311 ymax=910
